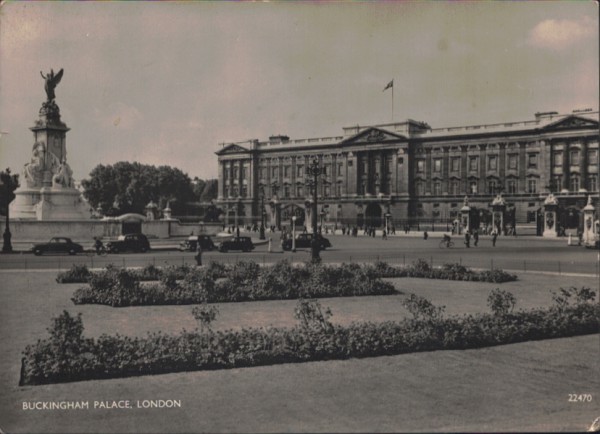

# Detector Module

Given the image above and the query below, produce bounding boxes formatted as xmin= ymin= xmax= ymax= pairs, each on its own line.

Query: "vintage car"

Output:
xmin=32 ymin=237 xmax=84 ymax=256
xmin=282 ymin=233 xmax=332 ymax=251
xmin=218 ymin=236 xmax=255 ymax=253
xmin=105 ymin=233 xmax=151 ymax=253
xmin=179 ymin=235 xmax=216 ymax=252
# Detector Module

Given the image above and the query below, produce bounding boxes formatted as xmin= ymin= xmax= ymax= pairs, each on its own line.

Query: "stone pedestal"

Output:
xmin=582 ymin=196 xmax=596 ymax=245
xmin=543 ymin=193 xmax=559 ymax=238
xmin=491 ymin=194 xmax=506 ymax=235
xmin=460 ymin=196 xmax=471 ymax=232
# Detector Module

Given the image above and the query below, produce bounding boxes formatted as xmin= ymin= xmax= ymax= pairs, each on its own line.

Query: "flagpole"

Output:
xmin=391 ymin=81 xmax=394 ymax=122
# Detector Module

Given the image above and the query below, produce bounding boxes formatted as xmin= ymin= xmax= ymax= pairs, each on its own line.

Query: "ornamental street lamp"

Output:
xmin=306 ymin=158 xmax=323 ymax=262
xmin=292 ymin=215 xmax=297 ymax=252
xmin=259 ymin=186 xmax=266 ymax=240
xmin=1 ymin=168 xmax=18 ymax=253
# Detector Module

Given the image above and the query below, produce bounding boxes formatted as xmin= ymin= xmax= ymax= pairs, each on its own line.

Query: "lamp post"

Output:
xmin=259 ymin=186 xmax=266 ymax=240
xmin=306 ymin=158 xmax=323 ymax=262
xmin=1 ymin=168 xmax=18 ymax=253
xmin=292 ymin=215 xmax=297 ymax=252
xmin=320 ymin=208 xmax=326 ymax=233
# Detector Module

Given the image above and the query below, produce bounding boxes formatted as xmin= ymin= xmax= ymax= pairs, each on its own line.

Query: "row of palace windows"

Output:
xmin=416 ymin=153 xmax=540 ymax=174
xmin=223 ymin=164 xmax=248 ymax=181
xmin=258 ymin=162 xmax=346 ymax=180
xmin=223 ymin=183 xmax=345 ymax=199
xmin=553 ymin=149 xmax=598 ymax=166
xmin=414 ymin=174 xmax=598 ymax=196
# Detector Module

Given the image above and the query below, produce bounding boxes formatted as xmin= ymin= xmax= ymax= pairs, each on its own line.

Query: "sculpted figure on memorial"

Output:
xmin=22 ymin=142 xmax=46 ymax=188
xmin=40 ymin=68 xmax=64 ymax=101
xmin=52 ymin=159 xmax=74 ymax=188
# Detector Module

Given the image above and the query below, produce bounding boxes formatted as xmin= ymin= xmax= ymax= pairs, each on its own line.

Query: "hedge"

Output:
xmin=71 ymin=260 xmax=397 ymax=307
xmin=21 ymin=290 xmax=598 ymax=385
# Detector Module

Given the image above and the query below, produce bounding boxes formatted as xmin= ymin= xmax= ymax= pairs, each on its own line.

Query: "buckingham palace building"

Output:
xmin=215 ymin=110 xmax=599 ymax=236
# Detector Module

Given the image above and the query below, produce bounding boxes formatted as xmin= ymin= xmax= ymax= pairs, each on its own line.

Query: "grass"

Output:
xmin=1 ymin=270 xmax=598 ymax=433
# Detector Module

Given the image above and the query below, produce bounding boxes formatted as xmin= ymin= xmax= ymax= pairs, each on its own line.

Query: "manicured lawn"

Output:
xmin=0 ymin=270 xmax=598 ymax=432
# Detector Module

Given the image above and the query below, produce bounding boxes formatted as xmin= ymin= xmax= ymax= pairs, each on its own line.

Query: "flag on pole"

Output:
xmin=383 ymin=79 xmax=393 ymax=91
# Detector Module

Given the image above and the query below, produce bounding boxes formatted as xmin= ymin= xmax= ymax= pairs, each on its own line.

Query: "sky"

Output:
xmin=0 ymin=1 xmax=598 ymax=182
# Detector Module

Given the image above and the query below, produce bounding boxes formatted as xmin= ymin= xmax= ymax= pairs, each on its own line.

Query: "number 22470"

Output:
xmin=568 ymin=394 xmax=592 ymax=402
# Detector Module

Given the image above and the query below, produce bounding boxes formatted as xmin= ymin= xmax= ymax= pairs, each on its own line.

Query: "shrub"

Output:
xmin=21 ymin=302 xmax=600 ymax=385
xmin=56 ymin=264 xmax=92 ymax=283
xmin=192 ymin=304 xmax=219 ymax=333
xmin=551 ymin=286 xmax=597 ymax=313
xmin=487 ymin=288 xmax=516 ymax=316
xmin=402 ymin=294 xmax=445 ymax=322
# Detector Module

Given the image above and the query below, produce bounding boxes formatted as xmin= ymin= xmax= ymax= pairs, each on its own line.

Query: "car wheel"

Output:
xmin=34 ymin=249 xmax=42 ymax=256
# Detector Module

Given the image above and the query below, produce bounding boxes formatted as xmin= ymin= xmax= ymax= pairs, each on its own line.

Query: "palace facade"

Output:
xmin=215 ymin=110 xmax=599 ymax=234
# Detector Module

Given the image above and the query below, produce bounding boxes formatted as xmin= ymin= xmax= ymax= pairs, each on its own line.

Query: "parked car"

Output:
xmin=179 ymin=235 xmax=216 ymax=252
xmin=218 ymin=236 xmax=255 ymax=253
xmin=106 ymin=233 xmax=151 ymax=253
xmin=32 ymin=237 xmax=84 ymax=256
xmin=282 ymin=233 xmax=332 ymax=251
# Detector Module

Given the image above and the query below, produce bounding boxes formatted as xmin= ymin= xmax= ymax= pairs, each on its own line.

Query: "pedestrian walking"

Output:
xmin=194 ymin=241 xmax=203 ymax=267
xmin=491 ymin=229 xmax=498 ymax=247
xmin=473 ymin=230 xmax=479 ymax=247
xmin=382 ymin=229 xmax=387 ymax=240
xmin=423 ymin=231 xmax=428 ymax=240
xmin=464 ymin=229 xmax=471 ymax=248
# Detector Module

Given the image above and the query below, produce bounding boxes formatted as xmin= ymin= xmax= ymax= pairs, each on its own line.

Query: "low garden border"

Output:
xmin=21 ymin=287 xmax=597 ymax=386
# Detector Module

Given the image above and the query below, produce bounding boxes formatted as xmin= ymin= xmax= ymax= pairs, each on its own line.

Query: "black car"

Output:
xmin=179 ymin=235 xmax=216 ymax=252
xmin=218 ymin=236 xmax=254 ymax=253
xmin=106 ymin=233 xmax=151 ymax=253
xmin=32 ymin=237 xmax=84 ymax=256
xmin=282 ymin=233 xmax=332 ymax=251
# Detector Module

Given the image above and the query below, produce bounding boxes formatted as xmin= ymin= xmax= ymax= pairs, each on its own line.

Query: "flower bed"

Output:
xmin=21 ymin=288 xmax=598 ymax=385
xmin=71 ymin=260 xmax=397 ymax=307
xmin=369 ymin=259 xmax=517 ymax=283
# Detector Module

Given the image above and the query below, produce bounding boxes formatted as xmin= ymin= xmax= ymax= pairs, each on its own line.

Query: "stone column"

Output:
xmin=479 ymin=144 xmax=486 ymax=195
xmin=580 ymin=141 xmax=588 ymax=190
xmin=425 ymin=148 xmax=432 ymax=194
xmin=499 ymin=143 xmax=506 ymax=191
xmin=562 ymin=142 xmax=570 ymax=191
xmin=460 ymin=146 xmax=468 ymax=194
xmin=442 ymin=147 xmax=450 ymax=194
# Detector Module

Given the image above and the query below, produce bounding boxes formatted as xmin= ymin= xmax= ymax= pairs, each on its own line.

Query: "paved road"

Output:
xmin=1 ymin=234 xmax=598 ymax=275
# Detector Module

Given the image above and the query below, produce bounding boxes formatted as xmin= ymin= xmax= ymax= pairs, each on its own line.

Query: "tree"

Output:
xmin=0 ymin=168 xmax=20 ymax=253
xmin=81 ymin=162 xmax=196 ymax=216
xmin=192 ymin=177 xmax=207 ymax=201
xmin=199 ymin=179 xmax=218 ymax=202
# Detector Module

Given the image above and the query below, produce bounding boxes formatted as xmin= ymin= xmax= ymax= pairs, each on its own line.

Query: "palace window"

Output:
xmin=570 ymin=176 xmax=580 ymax=192
xmin=297 ymin=185 xmax=304 ymax=197
xmin=232 ymin=186 xmax=239 ymax=197
xmin=433 ymin=159 xmax=442 ymax=173
xmin=283 ymin=185 xmax=290 ymax=198
xmin=324 ymin=164 xmax=331 ymax=176
xmin=283 ymin=166 xmax=290 ymax=177
xmin=528 ymin=153 xmax=538 ymax=169
xmin=385 ymin=158 xmax=392 ymax=174
xmin=240 ymin=186 xmax=247 ymax=198
xmin=223 ymin=187 xmax=228 ymax=197
xmin=469 ymin=181 xmax=478 ymax=194
xmin=233 ymin=167 xmax=239 ymax=179
xmin=469 ymin=156 xmax=478 ymax=172
xmin=338 ymin=163 xmax=344 ymax=176
xmin=360 ymin=182 xmax=366 ymax=195
xmin=570 ymin=150 xmax=580 ymax=166
xmin=272 ymin=167 xmax=278 ymax=178
xmin=241 ymin=164 xmax=247 ymax=180
xmin=450 ymin=180 xmax=460 ymax=195
xmin=297 ymin=165 xmax=304 ymax=177
xmin=527 ymin=179 xmax=537 ymax=194
xmin=259 ymin=167 xmax=266 ymax=179
xmin=589 ymin=175 xmax=598 ymax=192
xmin=433 ymin=181 xmax=442 ymax=195
xmin=451 ymin=157 xmax=460 ymax=172
xmin=506 ymin=179 xmax=517 ymax=194
xmin=415 ymin=181 xmax=424 ymax=196
xmin=336 ymin=183 xmax=342 ymax=196
xmin=550 ymin=176 xmax=562 ymax=192
xmin=553 ymin=153 xmax=563 ymax=167
xmin=508 ymin=154 xmax=518 ymax=170
xmin=324 ymin=185 xmax=330 ymax=197
xmin=487 ymin=179 xmax=497 ymax=194
xmin=488 ymin=155 xmax=498 ymax=171
xmin=416 ymin=160 xmax=425 ymax=173
xmin=588 ymin=149 xmax=598 ymax=164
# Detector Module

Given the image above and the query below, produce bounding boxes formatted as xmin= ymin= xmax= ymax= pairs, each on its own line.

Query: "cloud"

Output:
xmin=527 ymin=17 xmax=596 ymax=50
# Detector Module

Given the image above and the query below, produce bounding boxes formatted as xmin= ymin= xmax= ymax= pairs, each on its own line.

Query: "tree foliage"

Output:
xmin=81 ymin=162 xmax=214 ymax=216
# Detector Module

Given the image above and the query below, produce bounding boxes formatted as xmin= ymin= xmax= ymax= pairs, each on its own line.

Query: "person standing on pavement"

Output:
xmin=464 ymin=229 xmax=471 ymax=248
xmin=473 ymin=229 xmax=479 ymax=247
xmin=491 ymin=228 xmax=498 ymax=247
